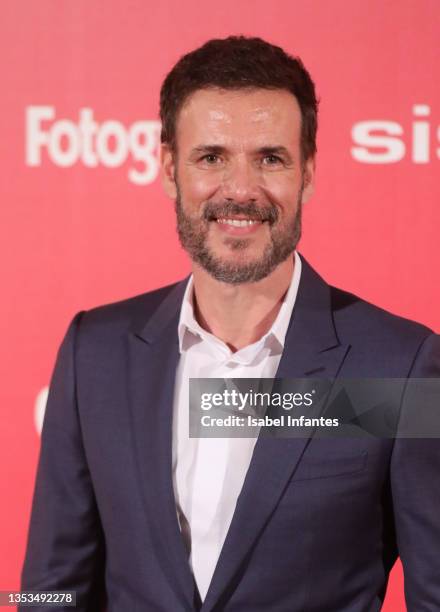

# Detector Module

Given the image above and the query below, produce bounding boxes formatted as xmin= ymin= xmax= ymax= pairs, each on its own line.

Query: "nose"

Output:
xmin=220 ymin=157 xmax=261 ymax=203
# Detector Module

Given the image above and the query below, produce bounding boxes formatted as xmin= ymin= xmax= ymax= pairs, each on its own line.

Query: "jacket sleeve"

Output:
xmin=390 ymin=333 xmax=440 ymax=611
xmin=20 ymin=312 xmax=107 ymax=612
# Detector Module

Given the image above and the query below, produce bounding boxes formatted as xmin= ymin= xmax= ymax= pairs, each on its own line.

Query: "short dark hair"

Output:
xmin=160 ymin=36 xmax=318 ymax=162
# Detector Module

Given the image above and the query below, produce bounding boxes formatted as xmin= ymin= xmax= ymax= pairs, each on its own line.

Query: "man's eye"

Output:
xmin=201 ymin=154 xmax=220 ymax=164
xmin=262 ymin=154 xmax=282 ymax=165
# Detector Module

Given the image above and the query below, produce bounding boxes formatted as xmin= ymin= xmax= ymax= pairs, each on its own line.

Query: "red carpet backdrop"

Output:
xmin=1 ymin=1 xmax=439 ymax=609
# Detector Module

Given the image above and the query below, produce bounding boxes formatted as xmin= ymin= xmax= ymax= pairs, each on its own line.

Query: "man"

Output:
xmin=21 ymin=36 xmax=440 ymax=611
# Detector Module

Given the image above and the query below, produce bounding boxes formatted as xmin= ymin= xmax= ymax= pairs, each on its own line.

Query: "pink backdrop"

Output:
xmin=1 ymin=1 xmax=439 ymax=609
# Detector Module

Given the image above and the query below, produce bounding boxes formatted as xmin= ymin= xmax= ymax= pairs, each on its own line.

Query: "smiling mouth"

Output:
xmin=205 ymin=203 xmax=277 ymax=226
xmin=215 ymin=217 xmax=265 ymax=227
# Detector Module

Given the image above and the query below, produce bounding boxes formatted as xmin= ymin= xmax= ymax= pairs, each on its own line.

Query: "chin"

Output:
xmin=215 ymin=252 xmax=262 ymax=266
xmin=214 ymin=241 xmax=265 ymax=258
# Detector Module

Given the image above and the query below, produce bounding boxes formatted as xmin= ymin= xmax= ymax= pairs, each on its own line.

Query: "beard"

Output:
xmin=175 ymin=185 xmax=303 ymax=285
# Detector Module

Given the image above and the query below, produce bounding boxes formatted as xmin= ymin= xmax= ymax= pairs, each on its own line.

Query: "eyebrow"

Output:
xmin=191 ymin=145 xmax=226 ymax=156
xmin=257 ymin=146 xmax=293 ymax=162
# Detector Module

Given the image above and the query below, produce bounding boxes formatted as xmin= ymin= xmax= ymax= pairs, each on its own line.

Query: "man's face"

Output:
xmin=161 ymin=88 xmax=315 ymax=284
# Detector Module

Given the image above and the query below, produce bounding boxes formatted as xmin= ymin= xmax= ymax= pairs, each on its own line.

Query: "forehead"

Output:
xmin=176 ymin=88 xmax=302 ymax=149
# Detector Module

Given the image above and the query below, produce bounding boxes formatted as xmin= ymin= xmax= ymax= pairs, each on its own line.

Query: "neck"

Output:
xmin=191 ymin=257 xmax=295 ymax=352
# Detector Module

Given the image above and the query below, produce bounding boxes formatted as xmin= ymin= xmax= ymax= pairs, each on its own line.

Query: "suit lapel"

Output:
xmin=201 ymin=255 xmax=350 ymax=611
xmin=127 ymin=279 xmax=197 ymax=608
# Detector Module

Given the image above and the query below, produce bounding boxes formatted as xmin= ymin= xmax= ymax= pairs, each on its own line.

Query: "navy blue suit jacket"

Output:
xmin=21 ymin=255 xmax=440 ymax=611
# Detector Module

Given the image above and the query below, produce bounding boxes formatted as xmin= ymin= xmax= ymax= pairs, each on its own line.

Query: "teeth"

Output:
xmin=216 ymin=218 xmax=261 ymax=227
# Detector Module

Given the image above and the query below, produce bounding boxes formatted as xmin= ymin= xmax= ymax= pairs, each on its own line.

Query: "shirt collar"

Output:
xmin=178 ymin=251 xmax=302 ymax=357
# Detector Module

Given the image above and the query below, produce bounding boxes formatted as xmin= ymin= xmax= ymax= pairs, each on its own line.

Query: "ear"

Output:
xmin=160 ymin=143 xmax=178 ymax=199
xmin=301 ymin=156 xmax=316 ymax=204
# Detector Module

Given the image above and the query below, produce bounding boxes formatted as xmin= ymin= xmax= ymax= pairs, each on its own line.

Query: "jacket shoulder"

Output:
xmin=330 ymin=284 xmax=434 ymax=352
xmin=77 ymin=279 xmax=186 ymax=336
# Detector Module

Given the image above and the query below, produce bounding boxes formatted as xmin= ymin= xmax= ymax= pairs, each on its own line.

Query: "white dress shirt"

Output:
xmin=172 ymin=252 xmax=302 ymax=601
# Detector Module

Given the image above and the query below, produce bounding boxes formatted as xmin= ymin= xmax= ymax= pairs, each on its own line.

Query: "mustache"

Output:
xmin=203 ymin=201 xmax=278 ymax=224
